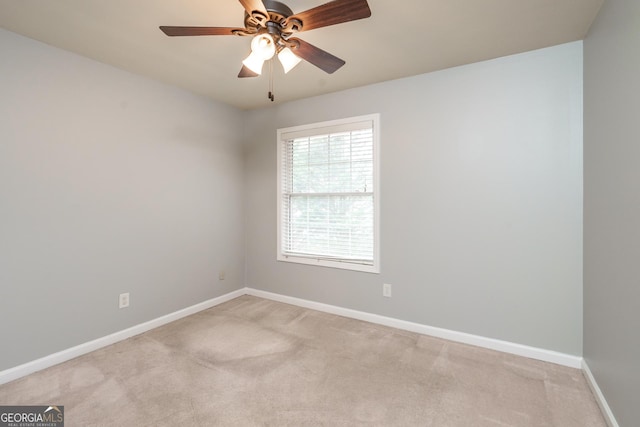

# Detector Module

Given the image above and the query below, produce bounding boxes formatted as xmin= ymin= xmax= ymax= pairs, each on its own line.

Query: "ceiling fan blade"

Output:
xmin=238 ymin=65 xmax=259 ymax=78
xmin=159 ymin=26 xmax=241 ymax=36
xmin=286 ymin=0 xmax=371 ymax=32
xmin=238 ymin=0 xmax=268 ymax=16
xmin=289 ymin=37 xmax=345 ymax=74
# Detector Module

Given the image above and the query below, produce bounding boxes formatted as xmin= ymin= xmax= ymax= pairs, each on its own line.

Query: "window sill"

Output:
xmin=277 ymin=254 xmax=379 ymax=274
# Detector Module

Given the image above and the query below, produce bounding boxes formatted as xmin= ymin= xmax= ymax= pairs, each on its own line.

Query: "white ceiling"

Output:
xmin=0 ymin=0 xmax=602 ymax=110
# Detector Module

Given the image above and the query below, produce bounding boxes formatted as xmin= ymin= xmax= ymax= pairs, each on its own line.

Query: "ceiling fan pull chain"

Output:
xmin=268 ymin=59 xmax=275 ymax=102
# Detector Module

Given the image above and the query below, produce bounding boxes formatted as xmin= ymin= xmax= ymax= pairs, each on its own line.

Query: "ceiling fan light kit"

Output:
xmin=160 ymin=0 xmax=371 ymax=101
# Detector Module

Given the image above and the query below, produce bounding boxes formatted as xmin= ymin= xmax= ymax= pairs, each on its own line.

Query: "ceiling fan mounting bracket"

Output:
xmin=280 ymin=17 xmax=302 ymax=33
xmin=231 ymin=27 xmax=258 ymax=36
xmin=282 ymin=37 xmax=300 ymax=50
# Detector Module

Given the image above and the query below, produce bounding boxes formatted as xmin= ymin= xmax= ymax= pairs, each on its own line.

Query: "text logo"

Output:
xmin=0 ymin=405 xmax=64 ymax=427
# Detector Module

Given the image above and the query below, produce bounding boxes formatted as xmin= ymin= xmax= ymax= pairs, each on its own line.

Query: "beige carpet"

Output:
xmin=0 ymin=295 xmax=606 ymax=426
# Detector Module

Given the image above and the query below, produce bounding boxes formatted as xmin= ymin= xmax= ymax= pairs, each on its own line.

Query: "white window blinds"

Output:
xmin=277 ymin=115 xmax=379 ymax=272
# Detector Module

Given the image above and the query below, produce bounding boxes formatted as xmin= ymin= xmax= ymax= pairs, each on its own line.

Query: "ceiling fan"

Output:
xmin=160 ymin=0 xmax=372 ymax=83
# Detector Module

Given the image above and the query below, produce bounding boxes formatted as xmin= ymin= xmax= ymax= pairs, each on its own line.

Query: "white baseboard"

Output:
xmin=582 ymin=359 xmax=620 ymax=427
xmin=0 ymin=286 xmax=585 ymax=387
xmin=244 ymin=287 xmax=583 ymax=369
xmin=0 ymin=288 xmax=245 ymax=385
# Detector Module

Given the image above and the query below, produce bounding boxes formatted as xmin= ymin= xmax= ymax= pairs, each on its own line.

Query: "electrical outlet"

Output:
xmin=218 ymin=270 xmax=225 ymax=280
xmin=383 ymin=283 xmax=392 ymax=298
xmin=119 ymin=292 xmax=130 ymax=309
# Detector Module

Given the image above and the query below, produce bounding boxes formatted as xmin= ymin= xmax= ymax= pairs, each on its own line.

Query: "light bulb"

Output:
xmin=278 ymin=47 xmax=302 ymax=73
xmin=242 ymin=51 xmax=265 ymax=75
xmin=250 ymin=34 xmax=276 ymax=61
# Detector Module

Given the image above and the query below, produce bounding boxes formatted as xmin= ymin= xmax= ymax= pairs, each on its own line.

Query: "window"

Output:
xmin=277 ymin=114 xmax=380 ymax=273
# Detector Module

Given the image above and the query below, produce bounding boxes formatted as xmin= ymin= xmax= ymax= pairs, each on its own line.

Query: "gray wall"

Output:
xmin=244 ymin=42 xmax=584 ymax=355
xmin=0 ymin=25 xmax=588 ymax=373
xmin=0 ymin=29 xmax=245 ymax=371
xmin=584 ymin=0 xmax=640 ymax=425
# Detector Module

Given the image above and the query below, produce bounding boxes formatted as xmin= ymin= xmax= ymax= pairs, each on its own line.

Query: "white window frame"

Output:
xmin=276 ymin=114 xmax=380 ymax=273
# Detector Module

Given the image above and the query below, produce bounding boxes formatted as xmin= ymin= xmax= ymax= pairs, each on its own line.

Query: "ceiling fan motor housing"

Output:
xmin=245 ymin=1 xmax=293 ymax=29
xmin=244 ymin=0 xmax=301 ymax=51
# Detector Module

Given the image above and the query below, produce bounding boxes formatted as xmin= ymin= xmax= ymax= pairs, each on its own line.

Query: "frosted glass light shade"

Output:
xmin=278 ymin=48 xmax=302 ymax=73
xmin=242 ymin=51 xmax=265 ymax=75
